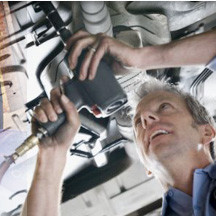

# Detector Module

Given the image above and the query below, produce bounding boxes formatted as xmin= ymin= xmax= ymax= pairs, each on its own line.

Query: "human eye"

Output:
xmin=159 ymin=103 xmax=171 ymax=111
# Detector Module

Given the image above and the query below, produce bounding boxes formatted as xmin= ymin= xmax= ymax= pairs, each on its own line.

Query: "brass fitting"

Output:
xmin=12 ymin=135 xmax=40 ymax=161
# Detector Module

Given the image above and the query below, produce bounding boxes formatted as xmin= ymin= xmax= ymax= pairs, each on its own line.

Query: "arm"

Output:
xmin=66 ymin=29 xmax=216 ymax=80
xmin=21 ymin=86 xmax=80 ymax=216
xmin=21 ymin=149 xmax=67 ymax=216
xmin=141 ymin=29 xmax=216 ymax=70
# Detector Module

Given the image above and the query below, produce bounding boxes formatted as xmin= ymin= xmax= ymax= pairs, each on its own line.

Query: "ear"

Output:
xmin=147 ymin=170 xmax=153 ymax=177
xmin=201 ymin=124 xmax=216 ymax=145
xmin=144 ymin=167 xmax=153 ymax=177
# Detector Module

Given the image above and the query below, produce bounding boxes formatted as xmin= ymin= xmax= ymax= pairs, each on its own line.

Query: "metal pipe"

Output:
xmin=80 ymin=1 xmax=113 ymax=36
xmin=0 ymin=156 xmax=14 ymax=183
xmin=0 ymin=133 xmax=43 ymax=183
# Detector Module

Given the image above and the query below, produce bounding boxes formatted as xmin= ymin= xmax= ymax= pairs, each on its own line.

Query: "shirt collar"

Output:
xmin=161 ymin=163 xmax=216 ymax=215
xmin=167 ymin=187 xmax=192 ymax=210
xmin=202 ymin=162 xmax=216 ymax=179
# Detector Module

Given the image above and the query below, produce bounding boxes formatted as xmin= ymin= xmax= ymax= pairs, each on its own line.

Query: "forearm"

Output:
xmin=136 ymin=29 xmax=216 ymax=70
xmin=20 ymin=90 xmax=79 ymax=216
xmin=21 ymin=148 xmax=67 ymax=216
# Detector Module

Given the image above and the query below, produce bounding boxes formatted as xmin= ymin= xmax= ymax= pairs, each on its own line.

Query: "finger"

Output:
xmin=60 ymin=75 xmax=70 ymax=84
xmin=65 ymin=30 xmax=89 ymax=51
xmin=67 ymin=36 xmax=96 ymax=70
xmin=40 ymin=98 xmax=58 ymax=122
xmin=31 ymin=116 xmax=39 ymax=134
xmin=59 ymin=75 xmax=70 ymax=95
xmin=50 ymin=88 xmax=63 ymax=114
xmin=60 ymin=94 xmax=80 ymax=129
xmin=89 ymin=37 xmax=127 ymax=79
xmin=34 ymin=106 xmax=48 ymax=123
xmin=79 ymin=44 xmax=98 ymax=80
xmin=89 ymin=39 xmax=108 ymax=80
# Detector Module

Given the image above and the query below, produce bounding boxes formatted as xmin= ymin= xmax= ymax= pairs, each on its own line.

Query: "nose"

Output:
xmin=141 ymin=111 xmax=159 ymax=129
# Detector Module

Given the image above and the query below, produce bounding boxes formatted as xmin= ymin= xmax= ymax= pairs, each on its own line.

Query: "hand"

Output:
xmin=32 ymin=83 xmax=80 ymax=153
xmin=66 ymin=30 xmax=140 ymax=80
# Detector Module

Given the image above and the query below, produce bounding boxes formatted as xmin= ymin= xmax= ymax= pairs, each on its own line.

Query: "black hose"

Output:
xmin=35 ymin=42 xmax=64 ymax=90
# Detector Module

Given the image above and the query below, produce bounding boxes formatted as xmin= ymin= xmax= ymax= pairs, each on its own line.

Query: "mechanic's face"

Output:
xmin=133 ymin=91 xmax=203 ymax=169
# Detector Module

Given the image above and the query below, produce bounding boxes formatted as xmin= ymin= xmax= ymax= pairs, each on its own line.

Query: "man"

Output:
xmin=132 ymin=78 xmax=216 ymax=215
xmin=21 ymin=29 xmax=216 ymax=216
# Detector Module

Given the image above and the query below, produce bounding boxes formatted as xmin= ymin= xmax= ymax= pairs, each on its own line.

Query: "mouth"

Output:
xmin=149 ymin=130 xmax=170 ymax=144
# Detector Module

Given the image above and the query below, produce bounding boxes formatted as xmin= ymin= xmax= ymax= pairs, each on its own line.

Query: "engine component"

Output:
xmin=80 ymin=1 xmax=113 ymax=36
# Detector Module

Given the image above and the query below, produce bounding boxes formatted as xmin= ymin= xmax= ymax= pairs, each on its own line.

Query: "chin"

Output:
xmin=149 ymin=142 xmax=176 ymax=161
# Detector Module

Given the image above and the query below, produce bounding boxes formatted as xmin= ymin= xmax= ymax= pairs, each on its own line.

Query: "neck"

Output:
xmin=153 ymin=151 xmax=211 ymax=196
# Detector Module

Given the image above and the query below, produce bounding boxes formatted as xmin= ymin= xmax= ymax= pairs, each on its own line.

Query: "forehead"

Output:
xmin=135 ymin=90 xmax=186 ymax=114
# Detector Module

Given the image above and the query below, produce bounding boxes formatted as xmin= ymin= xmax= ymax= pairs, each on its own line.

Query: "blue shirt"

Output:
xmin=161 ymin=163 xmax=216 ymax=216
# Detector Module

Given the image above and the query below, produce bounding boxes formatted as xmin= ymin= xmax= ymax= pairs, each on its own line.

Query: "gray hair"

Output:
xmin=129 ymin=75 xmax=215 ymax=160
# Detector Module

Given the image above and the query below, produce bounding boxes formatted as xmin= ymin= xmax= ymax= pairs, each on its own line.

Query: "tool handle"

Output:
xmin=38 ymin=112 xmax=66 ymax=136
xmin=38 ymin=80 xmax=84 ymax=136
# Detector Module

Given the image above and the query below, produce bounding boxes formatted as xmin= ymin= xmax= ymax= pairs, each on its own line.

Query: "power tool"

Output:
xmin=3 ymin=1 xmax=127 ymax=164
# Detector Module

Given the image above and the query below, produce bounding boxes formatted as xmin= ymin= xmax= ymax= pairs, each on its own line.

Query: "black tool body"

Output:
xmin=38 ymin=2 xmax=127 ymax=136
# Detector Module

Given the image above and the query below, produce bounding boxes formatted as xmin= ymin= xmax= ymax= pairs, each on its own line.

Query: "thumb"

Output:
xmin=60 ymin=94 xmax=80 ymax=129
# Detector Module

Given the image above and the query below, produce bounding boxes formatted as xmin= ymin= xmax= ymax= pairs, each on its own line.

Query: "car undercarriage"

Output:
xmin=0 ymin=1 xmax=216 ymax=215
